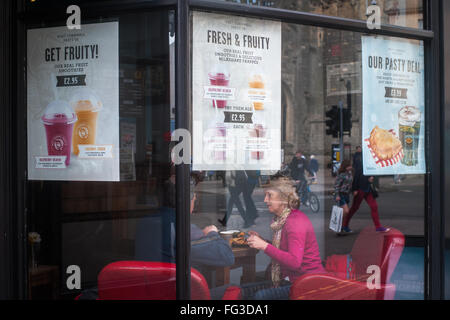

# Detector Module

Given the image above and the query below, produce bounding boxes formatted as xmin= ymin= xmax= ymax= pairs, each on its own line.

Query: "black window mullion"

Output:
xmin=175 ymin=0 xmax=191 ymax=301
xmin=442 ymin=0 xmax=450 ymax=301
xmin=424 ymin=0 xmax=445 ymax=300
xmin=0 ymin=0 xmax=15 ymax=300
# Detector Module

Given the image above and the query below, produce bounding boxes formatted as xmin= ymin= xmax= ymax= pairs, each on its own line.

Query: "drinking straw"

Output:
xmin=214 ymin=90 xmax=219 ymax=119
xmin=51 ymin=73 xmax=59 ymax=101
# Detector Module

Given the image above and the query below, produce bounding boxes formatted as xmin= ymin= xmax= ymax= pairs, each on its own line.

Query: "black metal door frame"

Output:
xmin=0 ymin=0 xmax=18 ymax=300
xmin=423 ymin=0 xmax=444 ymax=301
xmin=13 ymin=0 xmax=179 ymax=300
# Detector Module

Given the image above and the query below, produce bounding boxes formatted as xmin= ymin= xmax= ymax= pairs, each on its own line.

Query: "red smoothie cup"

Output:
xmin=210 ymin=123 xmax=227 ymax=161
xmin=41 ymin=100 xmax=77 ymax=166
xmin=208 ymin=72 xmax=230 ymax=109
xmin=248 ymin=124 xmax=266 ymax=160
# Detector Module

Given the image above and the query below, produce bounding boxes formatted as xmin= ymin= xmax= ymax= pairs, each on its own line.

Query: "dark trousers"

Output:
xmin=343 ymin=190 xmax=381 ymax=229
xmin=295 ymin=179 xmax=308 ymax=203
xmin=242 ymin=180 xmax=257 ymax=223
xmin=223 ymin=186 xmax=246 ymax=223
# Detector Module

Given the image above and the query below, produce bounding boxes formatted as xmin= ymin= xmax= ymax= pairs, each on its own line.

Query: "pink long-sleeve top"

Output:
xmin=264 ymin=209 xmax=326 ymax=283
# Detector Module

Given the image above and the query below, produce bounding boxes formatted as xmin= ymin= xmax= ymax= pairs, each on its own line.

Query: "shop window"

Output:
xmin=26 ymin=10 xmax=175 ymax=300
xmin=190 ymin=11 xmax=425 ymax=300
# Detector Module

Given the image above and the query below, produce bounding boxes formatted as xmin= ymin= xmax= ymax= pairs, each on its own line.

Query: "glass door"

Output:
xmin=24 ymin=7 xmax=176 ymax=300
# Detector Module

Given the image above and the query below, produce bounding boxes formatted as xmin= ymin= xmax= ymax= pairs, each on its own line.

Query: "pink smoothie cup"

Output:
xmin=208 ymin=72 xmax=230 ymax=108
xmin=210 ymin=123 xmax=226 ymax=161
xmin=41 ymin=100 xmax=77 ymax=166
xmin=248 ymin=124 xmax=266 ymax=160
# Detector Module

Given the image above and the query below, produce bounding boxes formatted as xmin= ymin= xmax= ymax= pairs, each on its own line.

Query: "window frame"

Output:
xmin=10 ymin=0 xmax=444 ymax=300
xmin=184 ymin=0 xmax=442 ymax=301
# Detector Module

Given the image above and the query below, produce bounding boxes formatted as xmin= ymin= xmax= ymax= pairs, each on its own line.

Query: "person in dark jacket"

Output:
xmin=341 ymin=160 xmax=390 ymax=234
xmin=79 ymin=177 xmax=235 ymax=300
xmin=334 ymin=159 xmax=353 ymax=224
xmin=183 ymin=179 xmax=235 ymax=267
xmin=309 ymin=155 xmax=319 ymax=183
xmin=352 ymin=146 xmax=362 ymax=172
xmin=137 ymin=175 xmax=235 ymax=267
xmin=289 ymin=150 xmax=314 ymax=204
xmin=189 ymin=194 xmax=236 ymax=268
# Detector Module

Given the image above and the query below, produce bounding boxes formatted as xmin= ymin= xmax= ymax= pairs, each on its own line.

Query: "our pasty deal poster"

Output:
xmin=192 ymin=12 xmax=281 ymax=171
xmin=362 ymin=36 xmax=425 ymax=176
xmin=27 ymin=22 xmax=119 ymax=181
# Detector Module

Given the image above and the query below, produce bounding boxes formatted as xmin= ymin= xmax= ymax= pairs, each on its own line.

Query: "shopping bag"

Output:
xmin=329 ymin=205 xmax=343 ymax=233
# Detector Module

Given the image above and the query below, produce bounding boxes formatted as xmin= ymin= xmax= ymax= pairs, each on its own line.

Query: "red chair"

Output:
xmin=290 ymin=226 xmax=405 ymax=300
xmin=97 ymin=261 xmax=241 ymax=300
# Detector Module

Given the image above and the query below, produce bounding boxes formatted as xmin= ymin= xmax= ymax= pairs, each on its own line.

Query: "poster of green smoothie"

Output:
xmin=362 ymin=36 xmax=425 ymax=175
xmin=27 ymin=22 xmax=119 ymax=181
xmin=192 ymin=11 xmax=282 ymax=171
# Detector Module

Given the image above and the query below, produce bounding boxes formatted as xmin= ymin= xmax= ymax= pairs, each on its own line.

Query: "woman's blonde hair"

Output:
xmin=264 ymin=177 xmax=300 ymax=209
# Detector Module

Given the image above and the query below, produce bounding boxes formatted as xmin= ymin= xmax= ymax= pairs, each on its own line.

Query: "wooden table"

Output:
xmin=28 ymin=265 xmax=59 ymax=299
xmin=206 ymin=246 xmax=259 ymax=288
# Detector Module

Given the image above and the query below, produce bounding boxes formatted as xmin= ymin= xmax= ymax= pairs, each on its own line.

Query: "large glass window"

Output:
xmin=22 ymin=3 xmax=428 ymax=301
xmin=190 ymin=12 xmax=425 ymax=300
xmin=25 ymin=9 xmax=175 ymax=300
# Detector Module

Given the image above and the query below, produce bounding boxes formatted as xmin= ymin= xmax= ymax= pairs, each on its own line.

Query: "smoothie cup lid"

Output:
xmin=208 ymin=64 xmax=229 ymax=78
xmin=69 ymin=88 xmax=102 ymax=112
xmin=249 ymin=74 xmax=264 ymax=83
xmin=41 ymin=100 xmax=77 ymax=125
xmin=399 ymin=106 xmax=421 ymax=126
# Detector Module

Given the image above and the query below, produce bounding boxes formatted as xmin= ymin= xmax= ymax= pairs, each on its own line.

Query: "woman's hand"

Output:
xmin=247 ymin=230 xmax=260 ymax=238
xmin=247 ymin=235 xmax=268 ymax=251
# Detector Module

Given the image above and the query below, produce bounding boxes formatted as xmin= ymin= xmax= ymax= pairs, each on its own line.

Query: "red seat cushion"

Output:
xmin=97 ymin=261 xmax=241 ymax=300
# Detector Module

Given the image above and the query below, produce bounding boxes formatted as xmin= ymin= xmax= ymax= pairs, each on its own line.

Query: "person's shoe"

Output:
xmin=340 ymin=226 xmax=353 ymax=234
xmin=218 ymin=218 xmax=226 ymax=227
xmin=376 ymin=227 xmax=391 ymax=233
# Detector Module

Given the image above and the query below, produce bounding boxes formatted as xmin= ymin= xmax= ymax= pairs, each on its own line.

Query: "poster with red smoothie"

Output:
xmin=27 ymin=22 xmax=119 ymax=181
xmin=192 ymin=12 xmax=282 ymax=171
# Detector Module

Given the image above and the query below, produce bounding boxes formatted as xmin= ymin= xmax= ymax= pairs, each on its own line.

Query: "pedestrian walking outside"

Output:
xmin=334 ymin=160 xmax=353 ymax=230
xmin=352 ymin=146 xmax=362 ymax=172
xmin=341 ymin=160 xmax=390 ymax=234
xmin=289 ymin=150 xmax=314 ymax=205
xmin=219 ymin=171 xmax=252 ymax=228
xmin=309 ymin=155 xmax=319 ymax=183
xmin=242 ymin=170 xmax=260 ymax=227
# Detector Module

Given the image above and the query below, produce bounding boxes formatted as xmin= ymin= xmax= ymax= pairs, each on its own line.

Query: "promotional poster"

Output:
xmin=362 ymin=36 xmax=425 ymax=175
xmin=192 ymin=12 xmax=282 ymax=171
xmin=27 ymin=22 xmax=120 ymax=181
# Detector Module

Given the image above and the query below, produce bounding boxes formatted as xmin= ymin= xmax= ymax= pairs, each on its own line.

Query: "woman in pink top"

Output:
xmin=246 ymin=178 xmax=325 ymax=300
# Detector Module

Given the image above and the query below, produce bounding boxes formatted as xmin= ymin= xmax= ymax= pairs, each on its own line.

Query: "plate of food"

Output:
xmin=219 ymin=230 xmax=240 ymax=235
xmin=230 ymin=231 xmax=249 ymax=247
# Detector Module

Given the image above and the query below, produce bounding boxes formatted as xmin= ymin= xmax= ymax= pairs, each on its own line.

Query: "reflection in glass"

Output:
xmin=223 ymin=0 xmax=424 ymax=29
xmin=27 ymin=10 xmax=175 ymax=300
xmin=191 ymin=22 xmax=425 ymax=300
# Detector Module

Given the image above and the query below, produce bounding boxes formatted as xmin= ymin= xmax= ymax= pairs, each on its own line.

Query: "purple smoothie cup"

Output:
xmin=41 ymin=100 xmax=77 ymax=166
